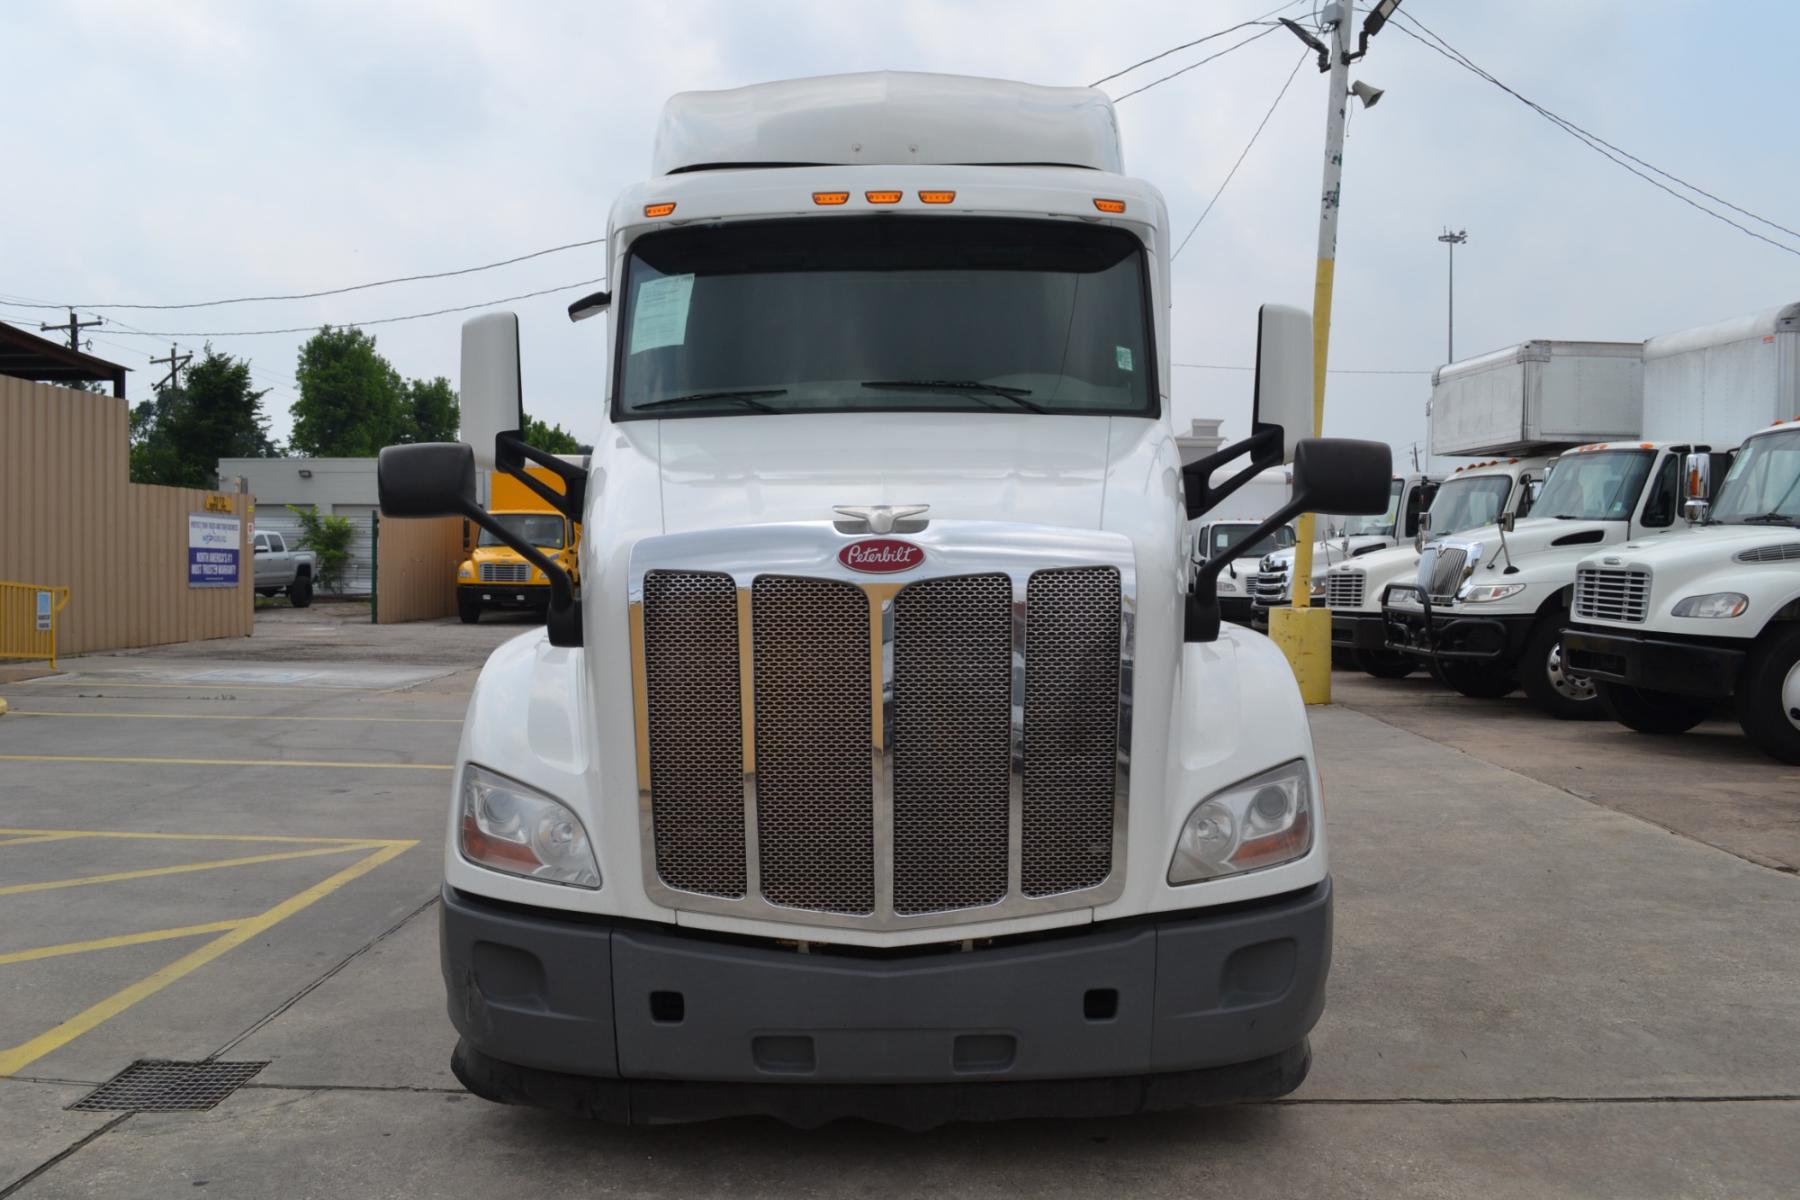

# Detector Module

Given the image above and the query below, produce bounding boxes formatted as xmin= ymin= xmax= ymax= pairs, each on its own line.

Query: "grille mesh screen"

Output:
xmin=1023 ymin=567 xmax=1122 ymax=896
xmin=643 ymin=570 xmax=746 ymax=898
xmin=753 ymin=577 xmax=875 ymax=913
xmin=891 ymin=573 xmax=1013 ymax=914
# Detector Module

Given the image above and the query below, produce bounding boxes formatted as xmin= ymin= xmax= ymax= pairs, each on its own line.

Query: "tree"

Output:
xmin=522 ymin=412 xmax=591 ymax=455
xmin=402 ymin=376 xmax=459 ymax=443
xmin=289 ymin=326 xmax=404 ymax=456
xmin=289 ymin=506 xmax=355 ymax=593
xmin=129 ymin=345 xmax=278 ymax=487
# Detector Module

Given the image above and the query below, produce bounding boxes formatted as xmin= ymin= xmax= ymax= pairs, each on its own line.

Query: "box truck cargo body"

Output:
xmin=1641 ymin=302 xmax=1800 ymax=446
xmin=1429 ymin=340 xmax=1643 ymax=458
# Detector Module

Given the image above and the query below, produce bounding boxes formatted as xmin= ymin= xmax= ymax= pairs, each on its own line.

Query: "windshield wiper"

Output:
xmin=861 ymin=379 xmax=1048 ymax=414
xmin=1737 ymin=511 xmax=1800 ymax=525
xmin=635 ymin=388 xmax=787 ymax=413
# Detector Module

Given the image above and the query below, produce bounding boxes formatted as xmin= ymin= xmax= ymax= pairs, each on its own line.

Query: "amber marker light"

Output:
xmin=865 ymin=190 xmax=903 ymax=204
xmin=812 ymin=191 xmax=850 ymax=206
xmin=918 ymin=190 xmax=956 ymax=204
xmin=1093 ymin=198 xmax=1127 ymax=214
xmin=644 ymin=202 xmax=676 ymax=218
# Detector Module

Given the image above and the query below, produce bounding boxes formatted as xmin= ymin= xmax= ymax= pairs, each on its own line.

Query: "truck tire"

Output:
xmin=457 ymin=594 xmax=481 ymax=624
xmin=287 ymin=574 xmax=313 ymax=608
xmin=1355 ymin=648 xmax=1416 ymax=679
xmin=1519 ymin=615 xmax=1602 ymax=720
xmin=1595 ymin=681 xmax=1712 ymax=736
xmin=1735 ymin=624 xmax=1800 ymax=764
xmin=1429 ymin=658 xmax=1517 ymax=699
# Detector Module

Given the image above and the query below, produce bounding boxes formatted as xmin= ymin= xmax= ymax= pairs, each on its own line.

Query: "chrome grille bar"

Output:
xmin=1574 ymin=567 xmax=1651 ymax=623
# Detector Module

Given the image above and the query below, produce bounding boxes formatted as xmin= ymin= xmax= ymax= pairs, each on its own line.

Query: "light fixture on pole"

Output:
xmin=1436 ymin=228 xmax=1467 ymax=362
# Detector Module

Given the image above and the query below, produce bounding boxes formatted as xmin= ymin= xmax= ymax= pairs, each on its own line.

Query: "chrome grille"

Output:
xmin=479 ymin=562 xmax=529 ymax=584
xmin=753 ymin=577 xmax=874 ymax=913
xmin=891 ymin=574 xmax=1012 ymax=914
xmin=1250 ymin=567 xmax=1290 ymax=607
xmin=1023 ymin=567 xmax=1121 ymax=897
xmin=1574 ymin=567 xmax=1651 ymax=623
xmin=642 ymin=570 xmax=746 ymax=898
xmin=1418 ymin=546 xmax=1468 ymax=601
xmin=1325 ymin=570 xmax=1366 ymax=609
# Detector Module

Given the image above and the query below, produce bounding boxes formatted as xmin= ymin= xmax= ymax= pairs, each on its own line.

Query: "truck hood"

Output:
xmin=1263 ymin=535 xmax=1388 ymax=574
xmin=655 ymin=412 xmax=1116 ymax=533
xmin=1592 ymin=524 xmax=1800 ymax=571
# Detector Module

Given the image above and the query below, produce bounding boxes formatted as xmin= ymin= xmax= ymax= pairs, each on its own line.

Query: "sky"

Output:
xmin=4 ymin=0 xmax=1796 ymax=468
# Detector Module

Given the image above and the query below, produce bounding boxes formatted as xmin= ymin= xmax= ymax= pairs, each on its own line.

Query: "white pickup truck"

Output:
xmin=251 ymin=530 xmax=316 ymax=607
xmin=1565 ymin=419 xmax=1800 ymax=762
xmin=375 ymin=70 xmax=1392 ymax=1128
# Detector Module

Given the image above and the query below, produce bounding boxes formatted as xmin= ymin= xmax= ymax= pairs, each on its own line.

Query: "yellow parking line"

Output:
xmin=0 ymin=921 xmax=244 ymax=966
xmin=0 ymin=843 xmax=386 ymax=897
xmin=0 ymin=754 xmax=453 ymax=770
xmin=2 ymin=710 xmax=462 ymax=724
xmin=0 ymin=833 xmax=87 ymax=848
xmin=0 ymin=827 xmax=410 ymax=847
xmin=0 ymin=840 xmax=415 ymax=1077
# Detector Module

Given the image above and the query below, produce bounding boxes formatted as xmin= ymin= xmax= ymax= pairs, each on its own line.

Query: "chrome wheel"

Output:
xmin=1546 ymin=639 xmax=1595 ymax=702
xmin=1784 ymin=657 xmax=1800 ymax=733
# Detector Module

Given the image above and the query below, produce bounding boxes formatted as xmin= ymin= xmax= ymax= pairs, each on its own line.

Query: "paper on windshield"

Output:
xmin=630 ymin=274 xmax=695 ymax=354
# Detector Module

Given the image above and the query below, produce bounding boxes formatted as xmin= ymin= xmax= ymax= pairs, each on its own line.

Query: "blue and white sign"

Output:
xmin=36 ymin=590 xmax=52 ymax=632
xmin=188 ymin=513 xmax=241 ymax=588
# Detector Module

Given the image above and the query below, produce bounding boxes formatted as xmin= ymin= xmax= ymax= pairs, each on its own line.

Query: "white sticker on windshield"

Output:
xmin=1116 ymin=346 xmax=1134 ymax=372
xmin=630 ymin=273 xmax=695 ymax=354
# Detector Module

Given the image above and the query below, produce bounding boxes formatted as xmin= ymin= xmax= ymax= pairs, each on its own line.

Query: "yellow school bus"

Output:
xmin=456 ymin=465 xmax=581 ymax=623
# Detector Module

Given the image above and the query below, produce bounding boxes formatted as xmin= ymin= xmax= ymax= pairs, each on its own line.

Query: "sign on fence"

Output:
xmin=36 ymin=590 xmax=52 ymax=632
xmin=188 ymin=513 xmax=241 ymax=588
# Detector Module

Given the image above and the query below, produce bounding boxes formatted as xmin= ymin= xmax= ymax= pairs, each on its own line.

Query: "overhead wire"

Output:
xmin=1393 ymin=14 xmax=1800 ymax=258
xmin=1110 ymin=23 xmax=1286 ymax=103
xmin=1089 ymin=0 xmax=1309 ymax=88
xmin=1172 ymin=50 xmax=1310 ymax=260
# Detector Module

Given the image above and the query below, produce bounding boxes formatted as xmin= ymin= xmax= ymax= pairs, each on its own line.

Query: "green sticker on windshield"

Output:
xmin=1116 ymin=346 xmax=1134 ymax=371
xmin=630 ymin=273 xmax=695 ymax=354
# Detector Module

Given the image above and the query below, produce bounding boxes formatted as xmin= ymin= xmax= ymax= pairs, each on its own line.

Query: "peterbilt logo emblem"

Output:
xmin=839 ymin=538 xmax=925 ymax=573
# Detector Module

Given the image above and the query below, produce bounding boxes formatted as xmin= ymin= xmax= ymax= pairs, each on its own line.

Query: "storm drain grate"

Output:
xmin=68 ymin=1060 xmax=268 ymax=1112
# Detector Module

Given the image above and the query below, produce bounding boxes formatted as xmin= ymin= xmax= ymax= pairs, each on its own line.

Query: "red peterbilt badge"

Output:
xmin=839 ymin=538 xmax=925 ymax=573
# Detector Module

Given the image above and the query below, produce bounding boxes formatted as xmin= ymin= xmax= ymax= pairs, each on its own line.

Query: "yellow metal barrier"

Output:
xmin=0 ymin=583 xmax=71 ymax=669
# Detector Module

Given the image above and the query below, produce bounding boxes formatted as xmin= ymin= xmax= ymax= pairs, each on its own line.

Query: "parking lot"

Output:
xmin=3 ymin=607 xmax=1798 ymax=1198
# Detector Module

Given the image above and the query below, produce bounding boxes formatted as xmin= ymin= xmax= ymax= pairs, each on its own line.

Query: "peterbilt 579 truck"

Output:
xmin=376 ymin=72 xmax=1389 ymax=1127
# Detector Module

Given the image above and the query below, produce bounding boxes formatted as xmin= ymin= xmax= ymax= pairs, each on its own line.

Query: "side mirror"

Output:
xmin=1414 ymin=511 xmax=1432 ymax=551
xmin=460 ymin=312 xmax=524 ymax=470
xmin=378 ymin=443 xmax=477 ymax=518
xmin=1251 ymin=303 xmax=1315 ymax=465
xmin=1683 ymin=451 xmax=1711 ymax=523
xmin=1500 ymin=511 xmax=1516 ymax=533
xmin=568 ymin=290 xmax=611 ymax=323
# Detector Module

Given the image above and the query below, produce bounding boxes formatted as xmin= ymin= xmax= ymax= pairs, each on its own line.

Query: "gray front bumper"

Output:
xmin=439 ymin=880 xmax=1331 ymax=1123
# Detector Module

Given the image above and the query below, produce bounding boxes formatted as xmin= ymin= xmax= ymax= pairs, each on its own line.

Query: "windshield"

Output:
xmin=479 ymin=514 xmax=564 ymax=549
xmin=1532 ymin=450 xmax=1653 ymax=520
xmin=1342 ymin=481 xmax=1402 ymax=537
xmin=614 ymin=217 xmax=1154 ymax=419
xmin=1711 ymin=429 xmax=1800 ymax=524
xmin=1205 ymin=523 xmax=1290 ymax=560
xmin=1428 ymin=475 xmax=1514 ymax=534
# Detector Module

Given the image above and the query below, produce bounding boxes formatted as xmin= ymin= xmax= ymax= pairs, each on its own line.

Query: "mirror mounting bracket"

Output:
xmin=1181 ymin=426 xmax=1283 ymax=520
xmin=495 ymin=430 xmax=587 ymax=520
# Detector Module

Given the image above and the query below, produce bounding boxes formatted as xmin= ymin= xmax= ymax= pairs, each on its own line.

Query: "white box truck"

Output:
xmin=375 ymin=72 xmax=1392 ymax=1127
xmin=1427 ymin=339 xmax=1643 ymax=459
xmin=1383 ymin=305 xmax=1794 ymax=718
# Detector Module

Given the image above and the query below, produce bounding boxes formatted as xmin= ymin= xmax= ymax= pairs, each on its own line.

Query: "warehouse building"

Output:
xmin=218 ymin=457 xmax=379 ymax=595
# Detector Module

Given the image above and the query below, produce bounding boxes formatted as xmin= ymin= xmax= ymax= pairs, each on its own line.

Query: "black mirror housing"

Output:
xmin=1290 ymin=438 xmax=1392 ymax=516
xmin=378 ymin=443 xmax=477 ymax=518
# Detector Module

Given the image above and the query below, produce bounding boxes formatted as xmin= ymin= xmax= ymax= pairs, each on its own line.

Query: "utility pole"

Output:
xmin=40 ymin=309 xmax=103 ymax=353
xmin=150 ymin=344 xmax=192 ymax=392
xmin=1437 ymin=228 xmax=1467 ymax=362
xmin=1274 ymin=0 xmax=1399 ymax=704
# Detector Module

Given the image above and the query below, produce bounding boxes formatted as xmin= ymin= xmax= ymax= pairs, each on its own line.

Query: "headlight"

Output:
xmin=1672 ymin=592 xmax=1747 ymax=618
xmin=1308 ymin=578 xmax=1326 ymax=598
xmin=458 ymin=563 xmax=474 ymax=580
xmin=1169 ymin=759 xmax=1315 ymax=884
xmin=1459 ymin=583 xmax=1525 ymax=603
xmin=459 ymin=764 xmax=600 ymax=888
xmin=1218 ymin=578 xmax=1238 ymax=593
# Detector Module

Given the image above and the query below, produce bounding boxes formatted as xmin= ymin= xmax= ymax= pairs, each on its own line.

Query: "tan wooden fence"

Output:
xmin=0 ymin=378 xmax=252 ymax=657
xmin=373 ymin=514 xmax=466 ymax=624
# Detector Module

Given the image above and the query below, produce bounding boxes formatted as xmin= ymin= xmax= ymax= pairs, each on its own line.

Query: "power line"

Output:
xmin=1111 ymin=23 xmax=1285 ymax=103
xmin=87 ymin=276 xmax=606 ymax=338
xmin=1172 ymin=50 xmax=1309 ymax=261
xmin=0 ymin=236 xmax=607 ymax=312
xmin=1393 ymin=14 xmax=1800 ymax=258
xmin=1090 ymin=0 xmax=1307 ymax=88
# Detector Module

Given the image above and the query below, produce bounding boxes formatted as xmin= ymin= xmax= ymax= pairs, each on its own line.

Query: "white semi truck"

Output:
xmin=1192 ymin=518 xmax=1296 ymax=626
xmin=1325 ymin=455 xmax=1551 ymax=678
xmin=375 ymin=73 xmax=1391 ymax=1127
xmin=1246 ymin=470 xmax=1439 ymax=624
xmin=1383 ymin=308 xmax=1795 ymax=718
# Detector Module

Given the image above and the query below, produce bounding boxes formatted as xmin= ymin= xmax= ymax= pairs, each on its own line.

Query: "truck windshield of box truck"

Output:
xmin=1427 ymin=474 xmax=1514 ymax=534
xmin=1341 ymin=479 xmax=1403 ymax=536
xmin=1708 ymin=428 xmax=1800 ymax=524
xmin=477 ymin=514 xmax=565 ymax=549
xmin=1535 ymin=450 xmax=1655 ymax=520
xmin=614 ymin=217 xmax=1154 ymax=419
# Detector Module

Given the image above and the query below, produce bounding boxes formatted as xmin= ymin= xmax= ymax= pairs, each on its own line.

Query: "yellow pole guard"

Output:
xmin=1278 ymin=256 xmax=1337 ymax=704
xmin=0 ymin=583 xmax=71 ymax=670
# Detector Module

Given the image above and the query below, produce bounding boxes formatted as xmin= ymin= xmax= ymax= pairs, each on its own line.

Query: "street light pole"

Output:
xmin=1437 ymin=228 xmax=1466 ymax=362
